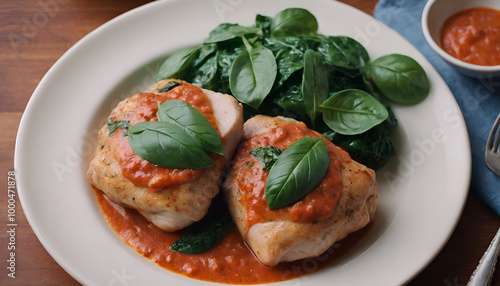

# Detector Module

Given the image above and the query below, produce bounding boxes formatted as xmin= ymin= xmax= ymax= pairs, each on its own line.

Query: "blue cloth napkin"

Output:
xmin=374 ymin=0 xmax=500 ymax=215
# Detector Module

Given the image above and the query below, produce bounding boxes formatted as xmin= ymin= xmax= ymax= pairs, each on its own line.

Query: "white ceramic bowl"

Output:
xmin=422 ymin=0 xmax=500 ymax=78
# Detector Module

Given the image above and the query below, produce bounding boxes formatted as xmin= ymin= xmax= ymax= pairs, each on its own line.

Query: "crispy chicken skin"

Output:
xmin=88 ymin=79 xmax=243 ymax=231
xmin=223 ymin=115 xmax=377 ymax=266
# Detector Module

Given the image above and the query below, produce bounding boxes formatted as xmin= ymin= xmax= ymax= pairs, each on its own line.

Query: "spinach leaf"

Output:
xmin=265 ymin=137 xmax=329 ymax=210
xmin=189 ymin=44 xmax=220 ymax=90
xmin=190 ymin=43 xmax=244 ymax=94
xmin=106 ymin=118 xmax=130 ymax=136
xmin=214 ymin=43 xmax=245 ymax=94
xmin=324 ymin=125 xmax=395 ymax=170
xmin=263 ymin=37 xmax=306 ymax=89
xmin=152 ymin=8 xmax=431 ymax=171
xmin=156 ymin=46 xmax=201 ymax=82
xmin=274 ymin=49 xmax=304 ymax=89
xmin=365 ymin=54 xmax=430 ymax=104
xmin=317 ymin=36 xmax=370 ymax=69
xmin=204 ymin=23 xmax=261 ymax=44
xmin=250 ymin=146 xmax=283 ymax=171
xmin=272 ymin=72 xmax=307 ymax=116
xmin=326 ymin=66 xmax=366 ymax=93
xmin=271 ymin=8 xmax=318 ymax=38
xmin=171 ymin=211 xmax=233 ymax=254
xmin=127 ymin=121 xmax=214 ymax=169
xmin=302 ymin=49 xmax=329 ymax=126
xmin=157 ymin=80 xmax=182 ymax=93
xmin=254 ymin=14 xmax=272 ymax=38
xmin=229 ymin=37 xmax=277 ymax=109
xmin=191 ymin=43 xmax=218 ymax=68
xmin=157 ymin=100 xmax=224 ymax=155
xmin=190 ymin=50 xmax=220 ymax=91
xmin=320 ymin=89 xmax=389 ymax=135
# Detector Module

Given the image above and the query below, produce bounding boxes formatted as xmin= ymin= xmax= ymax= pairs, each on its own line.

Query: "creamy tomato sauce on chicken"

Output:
xmin=108 ymin=84 xmax=221 ymax=192
xmin=234 ymin=122 xmax=343 ymax=226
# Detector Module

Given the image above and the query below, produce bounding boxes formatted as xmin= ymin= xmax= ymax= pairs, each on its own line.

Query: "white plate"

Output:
xmin=14 ymin=0 xmax=471 ymax=285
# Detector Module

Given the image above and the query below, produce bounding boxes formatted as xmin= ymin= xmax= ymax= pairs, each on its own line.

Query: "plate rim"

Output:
xmin=14 ymin=0 xmax=472 ymax=285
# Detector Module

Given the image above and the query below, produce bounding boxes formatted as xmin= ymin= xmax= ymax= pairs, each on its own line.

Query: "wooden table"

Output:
xmin=1 ymin=0 xmax=499 ymax=285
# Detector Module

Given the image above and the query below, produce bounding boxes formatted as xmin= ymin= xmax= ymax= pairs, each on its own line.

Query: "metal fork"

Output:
xmin=468 ymin=114 xmax=500 ymax=285
xmin=468 ymin=227 xmax=500 ymax=286
xmin=485 ymin=113 xmax=500 ymax=176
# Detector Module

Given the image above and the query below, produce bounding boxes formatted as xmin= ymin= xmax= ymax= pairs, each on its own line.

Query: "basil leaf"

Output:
xmin=157 ymin=80 xmax=182 ymax=93
xmin=265 ymin=137 xmax=329 ymax=210
xmin=320 ymin=89 xmax=389 ymax=135
xmin=156 ymin=46 xmax=201 ymax=82
xmin=271 ymin=8 xmax=318 ymax=38
xmin=106 ymin=118 xmax=130 ymax=136
xmin=204 ymin=23 xmax=261 ymax=44
xmin=229 ymin=37 xmax=277 ymax=109
xmin=157 ymin=100 xmax=224 ymax=155
xmin=250 ymin=146 xmax=283 ymax=171
xmin=302 ymin=49 xmax=329 ymax=126
xmin=171 ymin=212 xmax=233 ymax=254
xmin=365 ymin=54 xmax=430 ymax=104
xmin=127 ymin=121 xmax=214 ymax=169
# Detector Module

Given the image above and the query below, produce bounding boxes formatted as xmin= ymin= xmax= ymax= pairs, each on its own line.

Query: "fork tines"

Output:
xmin=487 ymin=114 xmax=500 ymax=153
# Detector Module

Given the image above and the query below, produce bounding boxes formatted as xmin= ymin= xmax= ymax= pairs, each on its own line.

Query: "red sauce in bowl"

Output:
xmin=440 ymin=7 xmax=500 ymax=66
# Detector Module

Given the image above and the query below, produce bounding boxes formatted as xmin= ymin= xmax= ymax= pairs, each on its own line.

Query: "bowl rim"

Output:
xmin=421 ymin=0 xmax=500 ymax=72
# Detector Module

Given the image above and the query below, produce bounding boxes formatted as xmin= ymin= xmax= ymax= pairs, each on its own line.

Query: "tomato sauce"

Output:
xmin=106 ymin=81 xmax=221 ymax=191
xmin=234 ymin=123 xmax=343 ymax=225
xmin=440 ymin=7 xmax=500 ymax=66
xmin=94 ymin=189 xmax=372 ymax=284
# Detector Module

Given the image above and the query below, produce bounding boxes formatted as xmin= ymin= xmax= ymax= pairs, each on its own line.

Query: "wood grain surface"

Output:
xmin=1 ymin=0 xmax=499 ymax=285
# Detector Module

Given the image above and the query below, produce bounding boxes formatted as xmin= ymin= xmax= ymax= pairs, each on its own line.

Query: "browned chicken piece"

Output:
xmin=88 ymin=79 xmax=243 ymax=231
xmin=223 ymin=115 xmax=377 ymax=266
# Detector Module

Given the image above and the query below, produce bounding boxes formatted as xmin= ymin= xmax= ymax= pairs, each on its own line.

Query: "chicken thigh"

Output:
xmin=88 ymin=79 xmax=243 ymax=231
xmin=223 ymin=115 xmax=377 ymax=266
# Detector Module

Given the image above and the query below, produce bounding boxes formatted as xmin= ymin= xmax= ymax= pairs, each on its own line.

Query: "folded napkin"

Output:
xmin=374 ymin=0 xmax=500 ymax=215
